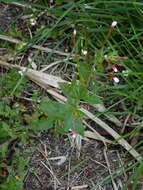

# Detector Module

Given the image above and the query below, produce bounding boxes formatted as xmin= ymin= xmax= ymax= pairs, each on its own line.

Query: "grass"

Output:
xmin=0 ymin=0 xmax=143 ymax=189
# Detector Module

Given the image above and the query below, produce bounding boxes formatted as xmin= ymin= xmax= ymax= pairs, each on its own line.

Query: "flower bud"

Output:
xmin=111 ymin=21 xmax=117 ymax=27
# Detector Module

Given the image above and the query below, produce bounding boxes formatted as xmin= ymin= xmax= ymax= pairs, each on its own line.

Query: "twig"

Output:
xmin=0 ymin=34 xmax=72 ymax=57
xmin=71 ymin=184 xmax=88 ymax=190
xmin=121 ymin=114 xmax=130 ymax=134
xmin=40 ymin=59 xmax=71 ymax=72
xmin=34 ymin=173 xmax=43 ymax=186
xmin=41 ymin=161 xmax=61 ymax=185
xmin=116 ymin=150 xmax=128 ymax=181
xmin=70 ymin=166 xmax=89 ymax=187
xmin=103 ymin=148 xmax=118 ymax=190
xmin=89 ymin=157 xmax=108 ymax=169
xmin=7 ymin=2 xmax=32 ymax=8
xmin=40 ymin=60 xmax=63 ymax=72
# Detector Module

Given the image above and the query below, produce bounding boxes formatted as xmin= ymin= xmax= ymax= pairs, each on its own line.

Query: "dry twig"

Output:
xmin=103 ymin=148 xmax=118 ymax=190
xmin=71 ymin=184 xmax=88 ymax=190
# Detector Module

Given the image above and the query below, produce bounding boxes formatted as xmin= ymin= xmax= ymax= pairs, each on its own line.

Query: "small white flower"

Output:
xmin=18 ymin=68 xmax=27 ymax=76
xmin=82 ymin=49 xmax=88 ymax=55
xmin=84 ymin=4 xmax=92 ymax=9
xmin=30 ymin=18 xmax=37 ymax=26
xmin=18 ymin=71 xmax=23 ymax=76
xmin=93 ymin=67 xmax=96 ymax=71
xmin=122 ymin=70 xmax=129 ymax=77
xmin=73 ymin=29 xmax=77 ymax=35
xmin=111 ymin=21 xmax=117 ymax=27
xmin=113 ymin=76 xmax=119 ymax=83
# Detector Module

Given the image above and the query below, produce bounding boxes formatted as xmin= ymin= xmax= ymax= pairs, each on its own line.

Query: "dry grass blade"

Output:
xmin=0 ymin=61 xmax=67 ymax=88
xmin=93 ymin=104 xmax=122 ymax=127
xmin=83 ymin=120 xmax=111 ymax=145
xmin=75 ymin=134 xmax=82 ymax=159
xmin=84 ymin=131 xmax=111 ymax=144
xmin=0 ymin=61 xmax=142 ymax=162
xmin=40 ymin=60 xmax=67 ymax=72
xmin=0 ymin=34 xmax=72 ymax=56
xmin=80 ymin=108 xmax=142 ymax=162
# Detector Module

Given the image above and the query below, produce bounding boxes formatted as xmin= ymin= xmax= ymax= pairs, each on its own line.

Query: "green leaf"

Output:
xmin=0 ymin=123 xmax=9 ymax=139
xmin=78 ymin=85 xmax=88 ymax=99
xmin=78 ymin=62 xmax=92 ymax=85
xmin=74 ymin=119 xmax=84 ymax=136
xmin=84 ymin=94 xmax=101 ymax=104
xmin=64 ymin=113 xmax=73 ymax=132
xmin=0 ymin=173 xmax=23 ymax=190
xmin=37 ymin=118 xmax=54 ymax=130
xmin=2 ymin=122 xmax=16 ymax=137
xmin=60 ymin=79 xmax=88 ymax=102
xmin=60 ymin=79 xmax=80 ymax=100
xmin=1 ymin=141 xmax=9 ymax=157
xmin=40 ymin=98 xmax=70 ymax=119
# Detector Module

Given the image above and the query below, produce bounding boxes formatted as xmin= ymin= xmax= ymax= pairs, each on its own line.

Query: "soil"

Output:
xmin=23 ymin=133 xmax=124 ymax=190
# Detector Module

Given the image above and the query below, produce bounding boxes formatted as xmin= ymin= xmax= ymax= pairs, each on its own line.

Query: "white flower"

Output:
xmin=73 ymin=29 xmax=77 ymax=35
xmin=30 ymin=18 xmax=37 ymax=26
xmin=113 ymin=76 xmax=119 ymax=83
xmin=111 ymin=21 xmax=117 ymax=27
xmin=82 ymin=49 xmax=88 ymax=55
xmin=18 ymin=68 xmax=27 ymax=76
xmin=122 ymin=70 xmax=129 ymax=77
xmin=18 ymin=71 xmax=23 ymax=76
xmin=84 ymin=4 xmax=92 ymax=9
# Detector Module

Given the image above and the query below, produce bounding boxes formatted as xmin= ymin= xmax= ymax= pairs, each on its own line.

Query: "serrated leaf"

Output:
xmin=84 ymin=94 xmax=101 ymax=104
xmin=60 ymin=79 xmax=80 ymax=100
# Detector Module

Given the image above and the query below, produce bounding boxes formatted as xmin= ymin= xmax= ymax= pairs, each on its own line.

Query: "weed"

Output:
xmin=1 ymin=0 xmax=143 ymax=189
